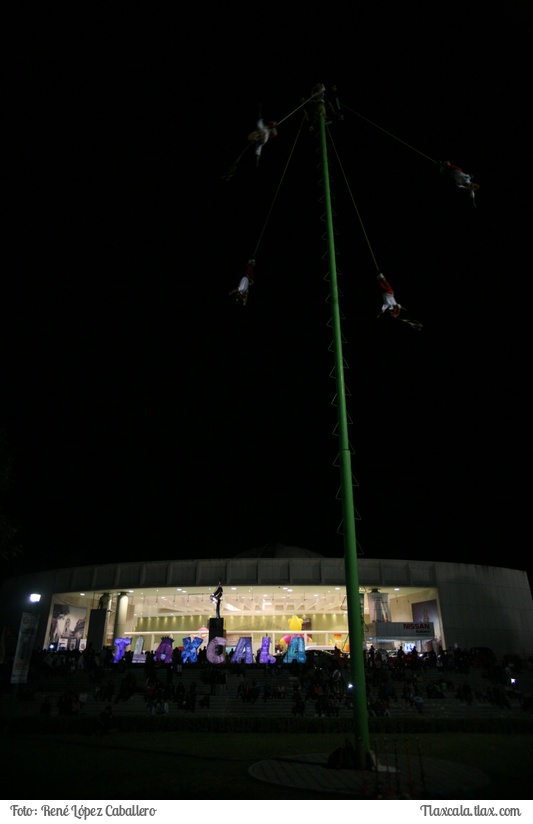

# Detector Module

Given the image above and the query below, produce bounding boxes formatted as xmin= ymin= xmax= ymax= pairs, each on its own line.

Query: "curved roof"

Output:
xmin=234 ymin=543 xmax=325 ymax=559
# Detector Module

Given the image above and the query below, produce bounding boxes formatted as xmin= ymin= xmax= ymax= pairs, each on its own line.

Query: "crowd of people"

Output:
xmin=5 ymin=642 xmax=533 ymax=722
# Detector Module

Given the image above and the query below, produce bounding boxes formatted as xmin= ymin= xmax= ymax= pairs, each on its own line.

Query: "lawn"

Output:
xmin=3 ymin=730 xmax=532 ymax=801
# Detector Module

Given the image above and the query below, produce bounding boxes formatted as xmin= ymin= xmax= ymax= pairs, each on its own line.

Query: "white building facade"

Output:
xmin=1 ymin=548 xmax=532 ymax=662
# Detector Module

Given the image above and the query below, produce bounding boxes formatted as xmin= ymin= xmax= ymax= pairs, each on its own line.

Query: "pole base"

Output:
xmin=367 ymin=750 xmax=398 ymax=773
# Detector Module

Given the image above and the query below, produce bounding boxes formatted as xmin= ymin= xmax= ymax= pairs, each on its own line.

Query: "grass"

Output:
xmin=4 ymin=729 xmax=532 ymax=801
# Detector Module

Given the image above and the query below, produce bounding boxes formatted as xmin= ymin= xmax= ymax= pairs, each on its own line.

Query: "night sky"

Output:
xmin=1 ymin=5 xmax=531 ymax=588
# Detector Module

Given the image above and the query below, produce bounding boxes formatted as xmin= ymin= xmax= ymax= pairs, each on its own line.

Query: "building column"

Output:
xmin=114 ymin=592 xmax=129 ymax=641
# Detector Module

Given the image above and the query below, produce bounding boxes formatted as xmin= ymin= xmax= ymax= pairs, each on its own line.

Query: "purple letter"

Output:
xmin=258 ymin=636 xmax=276 ymax=664
xmin=230 ymin=636 xmax=254 ymax=665
xmin=206 ymin=636 xmax=227 ymax=665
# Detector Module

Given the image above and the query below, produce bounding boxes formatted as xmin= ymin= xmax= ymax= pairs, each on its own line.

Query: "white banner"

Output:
xmin=372 ymin=621 xmax=434 ymax=639
xmin=11 ymin=611 xmax=40 ymax=685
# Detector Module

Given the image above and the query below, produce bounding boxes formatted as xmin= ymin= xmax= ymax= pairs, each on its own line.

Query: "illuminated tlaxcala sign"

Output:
xmin=181 ymin=634 xmax=307 ymax=665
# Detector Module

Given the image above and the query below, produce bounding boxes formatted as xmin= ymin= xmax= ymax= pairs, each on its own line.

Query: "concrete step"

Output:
xmin=4 ymin=660 xmax=528 ymax=721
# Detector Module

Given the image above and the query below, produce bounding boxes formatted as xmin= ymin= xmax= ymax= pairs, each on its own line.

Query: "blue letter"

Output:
xmin=181 ymin=636 xmax=203 ymax=663
xmin=285 ymin=635 xmax=306 ymax=664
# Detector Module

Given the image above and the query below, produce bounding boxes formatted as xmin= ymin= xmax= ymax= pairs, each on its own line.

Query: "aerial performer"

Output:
xmin=439 ymin=160 xmax=479 ymax=206
xmin=310 ymin=82 xmax=327 ymax=107
xmin=248 ymin=117 xmax=278 ymax=166
xmin=229 ymin=258 xmax=255 ymax=306
xmin=307 ymin=82 xmax=343 ymax=124
xmin=377 ymin=273 xmax=402 ymax=318
xmin=376 ymin=273 xmax=423 ymax=330
xmin=220 ymin=109 xmax=278 ymax=180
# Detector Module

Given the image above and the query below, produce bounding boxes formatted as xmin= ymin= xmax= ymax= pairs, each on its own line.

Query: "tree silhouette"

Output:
xmin=0 ymin=426 xmax=22 ymax=566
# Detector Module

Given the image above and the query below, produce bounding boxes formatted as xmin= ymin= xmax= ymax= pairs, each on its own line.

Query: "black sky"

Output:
xmin=1 ymin=4 xmax=531 ymax=586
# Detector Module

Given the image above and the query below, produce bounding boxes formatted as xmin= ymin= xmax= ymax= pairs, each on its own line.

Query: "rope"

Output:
xmin=275 ymin=92 xmax=320 ymax=127
xmin=251 ymin=115 xmax=306 ymax=259
xmin=326 ymin=126 xmax=424 ymax=331
xmin=340 ymin=102 xmax=439 ymax=165
xmin=326 ymin=125 xmax=381 ymax=273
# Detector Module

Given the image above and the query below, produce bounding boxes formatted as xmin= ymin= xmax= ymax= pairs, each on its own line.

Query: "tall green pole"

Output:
xmin=316 ymin=95 xmax=371 ymax=765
